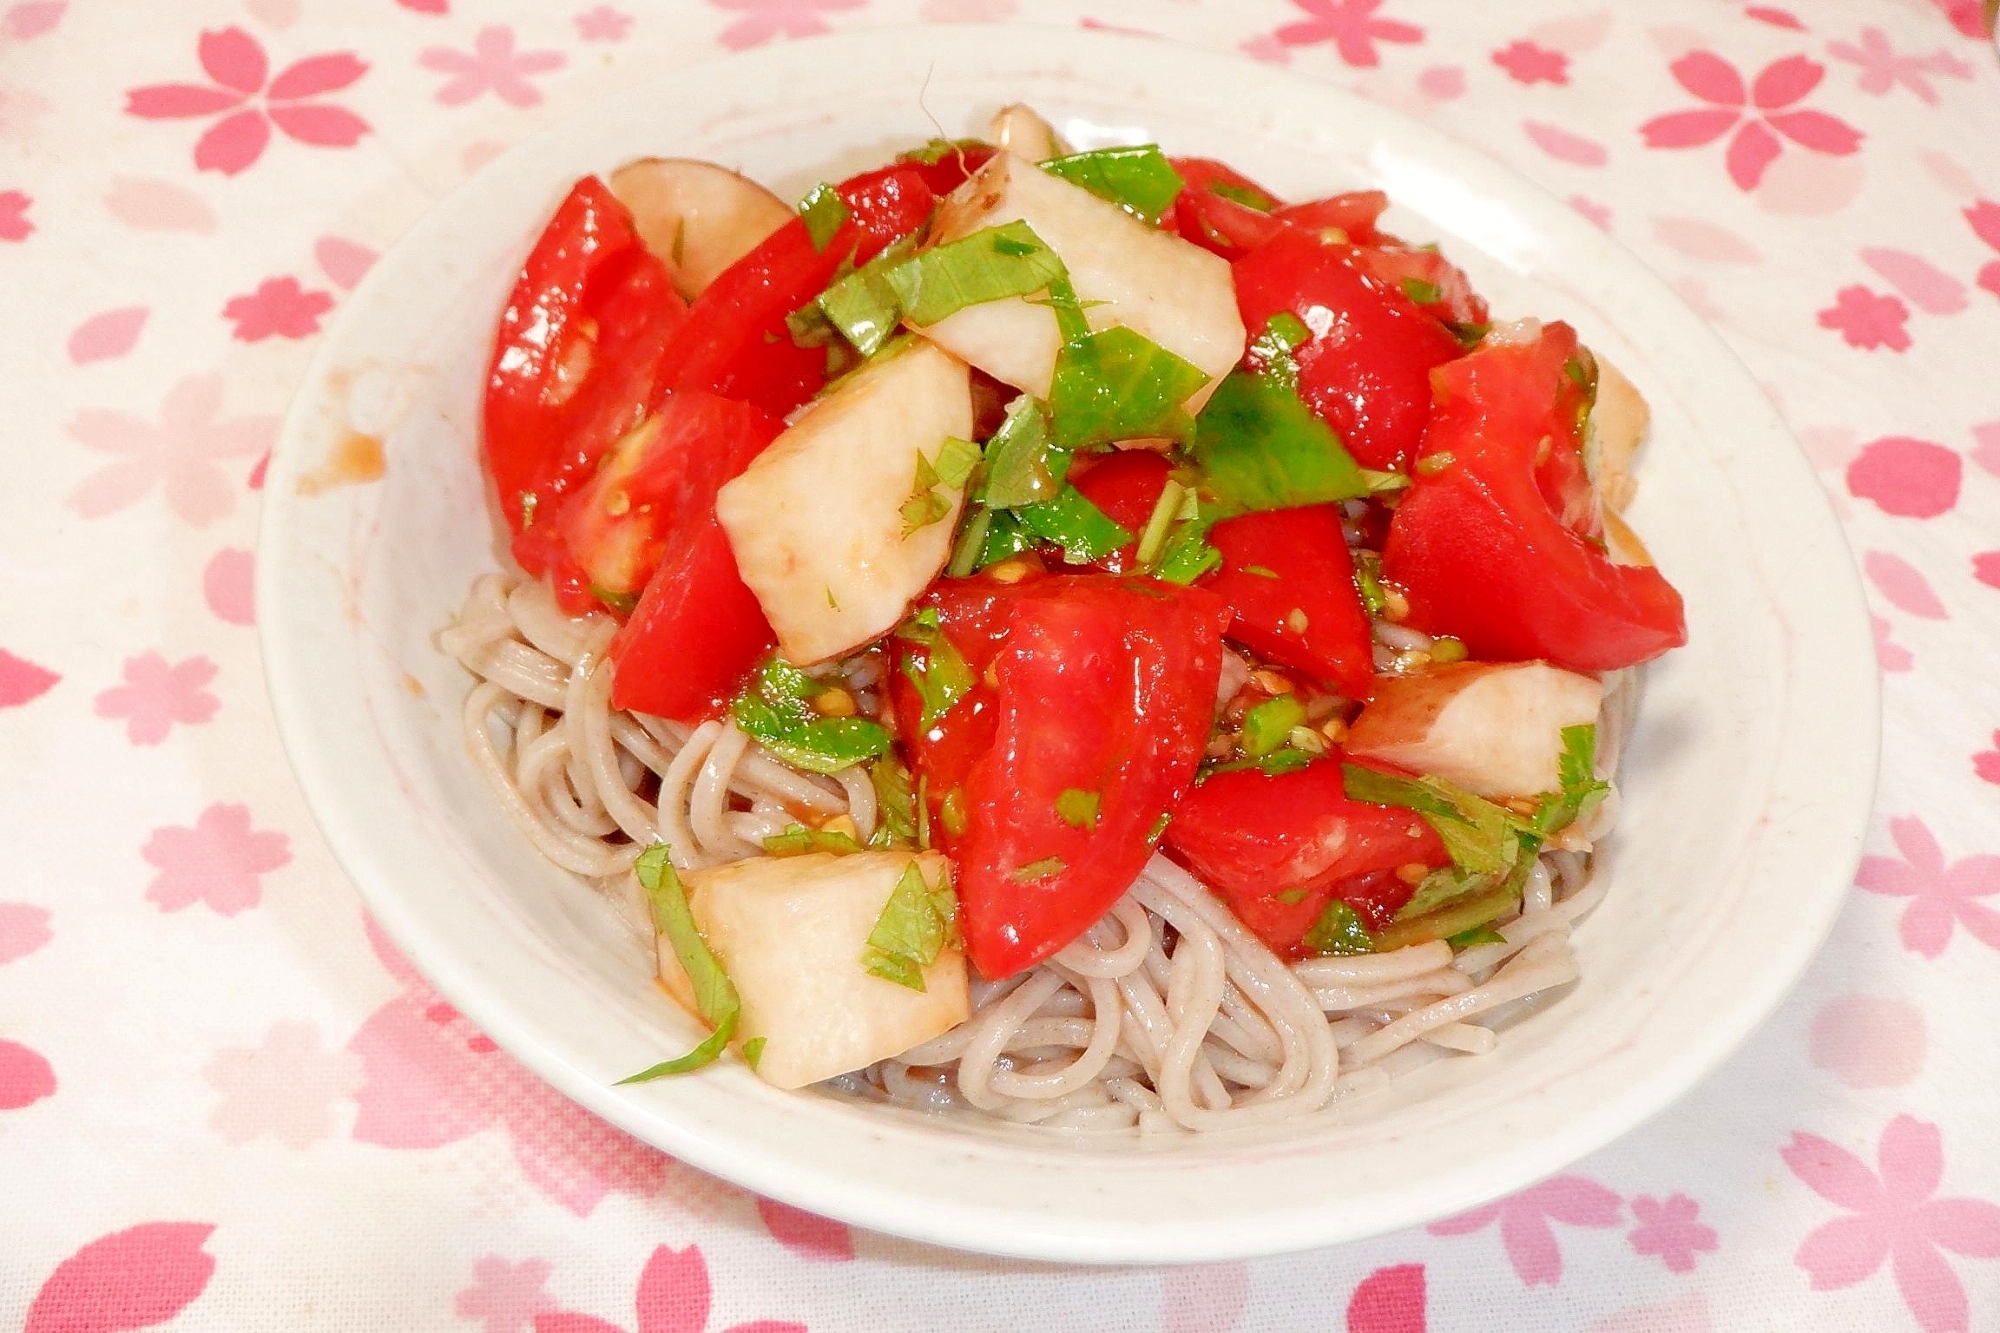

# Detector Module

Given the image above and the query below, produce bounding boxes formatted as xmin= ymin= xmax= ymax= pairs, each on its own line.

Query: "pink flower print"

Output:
xmin=0 ymin=1038 xmax=55 ymax=1109
xmin=203 ymin=1021 xmax=361 ymax=1148
xmin=1640 ymin=52 xmax=1862 ymax=191
xmin=141 ymin=803 xmax=290 ymax=916
xmin=1818 ymin=285 xmax=1910 ymax=351
xmin=1926 ymin=0 xmax=1988 ymax=40
xmin=0 ymin=188 xmax=29 ymax=240
xmin=756 ymin=1199 xmax=854 ymax=1262
xmin=459 ymin=1256 xmax=556 ymax=1333
xmin=1494 ymin=39 xmax=1568 ymax=85
xmin=1345 ymin=1264 xmax=1426 ymax=1333
xmin=24 ymin=1222 xmax=217 ymax=1333
xmin=65 ymin=372 xmax=277 ymax=526
xmin=93 ymin=653 xmax=219 ymax=745
xmin=1965 ymin=201 xmax=2000 ymax=304
xmin=1828 ymin=27 xmax=1971 ymax=104
xmin=1856 ymin=816 xmax=2000 ymax=958
xmin=1628 ymin=1193 xmax=1718 ymax=1272
xmin=4 ymin=2 xmax=66 ymax=40
xmin=1785 ymin=1116 xmax=2000 ymax=1333
xmin=1873 ymin=615 xmax=1913 ymax=673
xmin=125 ymin=27 xmax=368 ymax=175
xmin=421 ymin=26 xmax=566 ymax=107
xmin=348 ymin=916 xmax=669 ymax=1215
xmin=1159 ymin=1264 xmax=1251 ymax=1333
xmin=222 ymin=275 xmax=334 ymax=341
xmin=0 ymin=647 xmax=59 ymax=707
xmin=1847 ymin=437 xmax=1961 ymax=518
xmin=1975 ymin=732 xmax=2000 ymax=784
xmin=575 ymin=6 xmax=632 ymax=41
xmin=712 ymin=0 xmax=865 ymax=52
xmin=1428 ymin=1175 xmax=1622 ymax=1285
xmin=536 ymin=1243 xmax=805 ymax=1333
xmin=0 ymin=902 xmax=52 ymax=965
xmin=1268 ymin=0 xmax=1421 ymax=67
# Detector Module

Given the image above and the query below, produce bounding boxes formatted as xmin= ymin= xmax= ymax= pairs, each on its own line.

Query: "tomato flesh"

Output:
xmin=1163 ymin=758 xmax=1448 ymax=956
xmin=1272 ymin=189 xmax=1389 ymax=245
xmin=484 ymin=175 xmax=687 ymax=540
xmin=1233 ymin=229 xmax=1465 ymax=472
xmin=654 ymin=165 xmax=938 ymax=419
xmin=1068 ymin=450 xmax=1176 ymax=573
xmin=600 ymin=391 xmax=786 ymax=721
xmin=896 ymin=574 xmax=1230 ymax=978
xmin=1382 ymin=321 xmax=1687 ymax=671
xmin=1199 ymin=506 xmax=1376 ymax=699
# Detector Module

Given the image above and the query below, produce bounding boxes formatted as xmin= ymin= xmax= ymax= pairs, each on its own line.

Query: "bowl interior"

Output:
xmin=259 ymin=25 xmax=1878 ymax=1262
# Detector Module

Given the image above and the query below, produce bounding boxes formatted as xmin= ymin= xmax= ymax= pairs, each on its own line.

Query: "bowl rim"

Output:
xmin=258 ymin=21 xmax=1882 ymax=1263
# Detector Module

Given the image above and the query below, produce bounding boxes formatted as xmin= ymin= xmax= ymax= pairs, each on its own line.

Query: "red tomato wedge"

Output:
xmin=1233 ymin=229 xmax=1466 ymax=473
xmin=484 ymin=175 xmax=688 ymax=540
xmin=893 ymin=574 xmax=1230 ymax=978
xmin=1272 ymin=189 xmax=1388 ymax=245
xmin=1170 ymin=185 xmax=1290 ymax=260
xmin=654 ymin=165 xmax=937 ymax=419
xmin=1382 ymin=322 xmax=1687 ymax=671
xmin=1347 ymin=243 xmax=1488 ymax=330
xmin=890 ymin=146 xmax=996 ymax=197
xmin=599 ymin=391 xmax=787 ymax=722
xmin=1199 ymin=506 xmax=1376 ymax=699
xmin=1163 ymin=758 xmax=1448 ymax=956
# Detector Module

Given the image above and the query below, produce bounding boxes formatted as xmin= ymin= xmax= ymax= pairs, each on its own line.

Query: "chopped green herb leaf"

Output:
xmin=898 ymin=137 xmax=989 ymax=166
xmin=1154 ymin=515 xmax=1223 ymax=585
xmin=1012 ymin=856 xmax=1066 ymax=883
xmin=1208 ymin=178 xmax=1278 ymax=212
xmin=1275 ymin=886 xmax=1311 ymax=905
xmin=1041 ymin=144 xmax=1186 ymax=223
xmin=815 ymin=231 xmax=920 ymax=356
xmin=763 ymin=825 xmax=867 ymax=857
xmin=741 ymin=1036 xmax=766 ymax=1070
xmin=1192 ymin=370 xmax=1369 ymax=514
xmin=1246 ymin=311 xmax=1311 ymax=393
xmin=946 ymin=505 xmax=995 ymax=578
xmin=618 ymin=845 xmax=740 ymax=1081
xmin=1241 ymin=564 xmax=1280 ymax=579
xmin=1040 ymin=271 xmax=1093 ymax=343
xmin=1017 ymin=484 xmax=1134 ymax=564
xmin=1396 ymin=864 xmax=1499 ymax=921
xmin=1531 ymin=723 xmax=1610 ymax=836
xmin=1203 ymin=748 xmax=1315 ymax=780
xmin=590 ymin=584 xmax=638 ymax=616
xmin=888 ymin=220 xmax=1067 ymax=327
xmin=1446 ymin=320 xmax=1489 ymax=350
xmin=1132 ymin=477 xmax=1187 ymax=569
xmin=797 ymin=182 xmax=849 ymax=254
xmin=978 ymin=395 xmax=1064 ymax=508
xmin=868 ymin=754 xmax=918 ymax=848
xmin=934 ymin=435 xmax=982 ymax=490
xmin=901 ymin=452 xmax=952 ymax=536
xmin=1399 ymin=277 xmax=1443 ymax=306
xmin=1303 ymin=900 xmax=1375 ymax=956
xmin=1241 ymin=694 xmax=1307 ymax=758
xmin=1372 ymin=885 xmax=1520 ymax=953
xmin=1358 ymin=468 xmax=1411 ymax=494
xmin=1353 ymin=550 xmax=1389 ymax=618
xmin=1147 ymin=810 xmax=1173 ymax=845
xmin=1446 ymin=924 xmax=1508 ymax=949
xmin=894 ymin=609 xmax=976 ymax=728
xmin=731 ymin=659 xmax=893 ymax=775
xmin=973 ymin=507 xmax=1038 ymax=571
xmin=1341 ymin=764 xmax=1528 ymax=875
xmin=1055 ymin=788 xmax=1101 ymax=830
xmin=915 ymin=773 xmax=931 ymax=850
xmin=862 ymin=861 xmax=960 ymax=991
xmin=1048 ymin=325 xmax=1209 ymax=451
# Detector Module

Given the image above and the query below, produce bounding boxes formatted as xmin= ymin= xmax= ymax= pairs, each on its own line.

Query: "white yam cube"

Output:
xmin=715 ymin=339 xmax=974 ymax=664
xmin=659 ymin=850 xmax=969 ymax=1090
xmin=987 ymin=103 xmax=1067 ymax=162
xmin=1344 ymin=661 xmax=1604 ymax=799
xmin=1585 ymin=356 xmax=1648 ymax=516
xmin=608 ymin=158 xmax=793 ymax=300
xmin=911 ymin=152 xmax=1244 ymax=409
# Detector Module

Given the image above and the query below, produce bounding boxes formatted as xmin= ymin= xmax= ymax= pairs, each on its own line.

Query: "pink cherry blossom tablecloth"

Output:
xmin=5 ymin=1 xmax=2000 ymax=1329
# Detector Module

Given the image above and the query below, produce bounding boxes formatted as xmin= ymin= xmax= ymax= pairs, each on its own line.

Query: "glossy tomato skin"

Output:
xmin=1169 ymin=185 xmax=1290 ymax=260
xmin=1199 ymin=506 xmax=1377 ymax=700
xmin=484 ymin=175 xmax=688 ymax=540
xmin=655 ymin=165 xmax=937 ymax=419
xmin=1348 ymin=243 xmax=1488 ymax=329
xmin=890 ymin=146 xmax=996 ymax=197
xmin=1382 ymin=322 xmax=1687 ymax=671
xmin=896 ymin=574 xmax=1231 ymax=979
xmin=603 ymin=392 xmax=787 ymax=722
xmin=1163 ymin=758 xmax=1448 ymax=956
xmin=1068 ymin=450 xmax=1175 ymax=573
xmin=1233 ymin=229 xmax=1466 ymax=473
xmin=1272 ymin=189 xmax=1388 ymax=245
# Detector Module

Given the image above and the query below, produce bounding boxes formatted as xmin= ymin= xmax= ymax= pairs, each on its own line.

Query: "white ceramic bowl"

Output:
xmin=259 ymin=25 xmax=1879 ymax=1262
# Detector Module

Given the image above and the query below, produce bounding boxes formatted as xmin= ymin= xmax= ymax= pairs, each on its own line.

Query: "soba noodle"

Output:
xmin=442 ymin=571 xmax=1633 ymax=1135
